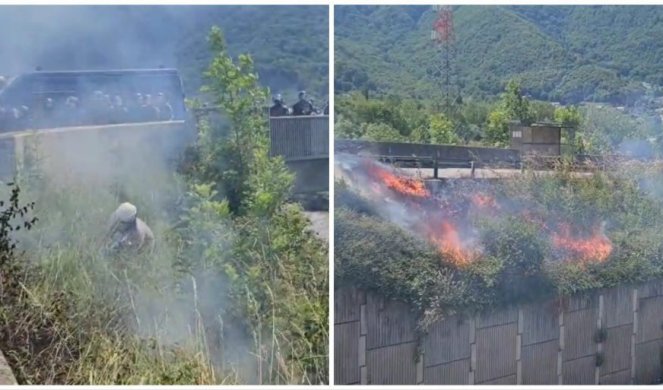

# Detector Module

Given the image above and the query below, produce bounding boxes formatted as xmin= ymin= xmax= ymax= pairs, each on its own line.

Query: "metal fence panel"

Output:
xmin=639 ymin=280 xmax=663 ymax=299
xmin=335 ymin=288 xmax=363 ymax=324
xmin=563 ymin=355 xmax=596 ymax=384
xmin=269 ymin=116 xmax=328 ymax=160
xmin=603 ymin=286 xmax=634 ymax=328
xmin=564 ymin=309 xmax=598 ymax=361
xmin=475 ymin=323 xmax=517 ymax=383
xmin=521 ymin=340 xmax=559 ymax=384
xmin=334 ymin=322 xmax=360 ymax=385
xmin=600 ymin=369 xmax=631 ymax=385
xmin=476 ymin=306 xmax=518 ymax=329
xmin=366 ymin=342 xmax=418 ymax=384
xmin=522 ymin=302 xmax=560 ymax=346
xmin=424 ymin=359 xmax=470 ymax=385
xmin=603 ymin=324 xmax=633 ymax=374
xmin=635 ymin=339 xmax=663 ymax=384
xmin=423 ymin=315 xmax=470 ymax=366
xmin=637 ymin=296 xmax=663 ymax=343
xmin=480 ymin=374 xmax=517 ymax=384
xmin=365 ymin=293 xmax=417 ymax=349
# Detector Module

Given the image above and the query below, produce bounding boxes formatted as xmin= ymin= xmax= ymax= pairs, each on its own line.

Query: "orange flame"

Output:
xmin=369 ymin=165 xmax=430 ymax=198
xmin=552 ymin=224 xmax=612 ymax=263
xmin=427 ymin=222 xmax=477 ymax=266
xmin=471 ymin=193 xmax=498 ymax=209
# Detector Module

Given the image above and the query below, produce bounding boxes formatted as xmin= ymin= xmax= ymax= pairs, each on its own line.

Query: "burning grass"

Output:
xmin=335 ymin=155 xmax=663 ymax=324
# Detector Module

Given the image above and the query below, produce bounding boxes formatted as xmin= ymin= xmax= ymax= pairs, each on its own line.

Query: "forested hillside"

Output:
xmin=335 ymin=5 xmax=663 ymax=105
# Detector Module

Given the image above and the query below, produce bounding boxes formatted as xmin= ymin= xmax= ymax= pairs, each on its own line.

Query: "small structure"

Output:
xmin=509 ymin=122 xmax=564 ymax=156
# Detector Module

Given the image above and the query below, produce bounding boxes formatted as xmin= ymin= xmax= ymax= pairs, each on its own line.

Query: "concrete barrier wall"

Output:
xmin=0 ymin=121 xmax=193 ymax=183
xmin=335 ymin=280 xmax=663 ymax=385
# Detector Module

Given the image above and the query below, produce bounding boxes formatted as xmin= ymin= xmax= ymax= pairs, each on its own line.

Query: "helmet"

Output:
xmin=115 ymin=202 xmax=137 ymax=223
xmin=298 ymin=91 xmax=306 ymax=99
xmin=273 ymin=94 xmax=283 ymax=104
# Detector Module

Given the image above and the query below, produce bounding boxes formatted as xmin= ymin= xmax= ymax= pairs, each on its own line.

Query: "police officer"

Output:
xmin=89 ymin=90 xmax=107 ymax=125
xmin=107 ymin=202 xmax=155 ymax=253
xmin=155 ymin=92 xmax=174 ymax=121
xmin=292 ymin=91 xmax=314 ymax=116
xmin=38 ymin=97 xmax=55 ymax=128
xmin=63 ymin=96 xmax=81 ymax=126
xmin=270 ymin=94 xmax=289 ymax=117
xmin=141 ymin=94 xmax=160 ymax=122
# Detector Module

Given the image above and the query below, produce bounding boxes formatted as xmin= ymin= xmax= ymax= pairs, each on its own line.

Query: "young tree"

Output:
xmin=484 ymin=80 xmax=533 ymax=147
xmin=193 ymin=26 xmax=293 ymax=216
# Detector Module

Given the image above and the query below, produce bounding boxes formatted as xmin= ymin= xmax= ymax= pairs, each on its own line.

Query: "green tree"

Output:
xmin=362 ymin=122 xmax=403 ymax=142
xmin=555 ymin=105 xmax=583 ymax=153
xmin=428 ymin=113 xmax=459 ymax=145
xmin=554 ymin=105 xmax=582 ymax=128
xmin=485 ymin=109 xmax=511 ymax=147
xmin=502 ymin=80 xmax=534 ymax=125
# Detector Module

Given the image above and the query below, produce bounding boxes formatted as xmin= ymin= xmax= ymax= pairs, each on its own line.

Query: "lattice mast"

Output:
xmin=431 ymin=5 xmax=456 ymax=116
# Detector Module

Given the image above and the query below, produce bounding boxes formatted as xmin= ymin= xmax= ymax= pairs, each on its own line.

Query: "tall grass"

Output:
xmin=0 ymin=162 xmax=327 ymax=384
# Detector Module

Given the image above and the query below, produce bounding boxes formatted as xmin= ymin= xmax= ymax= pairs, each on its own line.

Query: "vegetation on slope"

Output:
xmin=335 ymin=164 xmax=663 ymax=328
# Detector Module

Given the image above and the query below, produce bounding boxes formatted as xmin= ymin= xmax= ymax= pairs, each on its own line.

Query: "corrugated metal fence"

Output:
xmin=335 ymin=280 xmax=663 ymax=385
xmin=270 ymin=116 xmax=329 ymax=161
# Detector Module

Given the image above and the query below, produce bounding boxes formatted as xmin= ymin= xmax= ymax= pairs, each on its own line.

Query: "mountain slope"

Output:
xmin=335 ymin=5 xmax=663 ymax=104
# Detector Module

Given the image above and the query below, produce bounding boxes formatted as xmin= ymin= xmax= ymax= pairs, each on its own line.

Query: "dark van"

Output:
xmin=0 ymin=68 xmax=186 ymax=132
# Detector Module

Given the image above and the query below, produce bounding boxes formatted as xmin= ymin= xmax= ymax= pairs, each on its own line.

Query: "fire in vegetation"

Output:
xmin=337 ymin=155 xmax=613 ymax=267
xmin=364 ymin=160 xmax=430 ymax=198
xmin=425 ymin=221 xmax=479 ymax=266
xmin=471 ymin=193 xmax=498 ymax=209
xmin=551 ymin=223 xmax=612 ymax=264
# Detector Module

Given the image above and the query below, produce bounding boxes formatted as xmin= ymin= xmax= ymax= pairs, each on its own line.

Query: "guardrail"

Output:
xmin=336 ymin=139 xmax=520 ymax=166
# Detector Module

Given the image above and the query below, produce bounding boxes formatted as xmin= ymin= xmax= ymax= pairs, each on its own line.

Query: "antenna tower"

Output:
xmin=431 ymin=5 xmax=457 ymax=116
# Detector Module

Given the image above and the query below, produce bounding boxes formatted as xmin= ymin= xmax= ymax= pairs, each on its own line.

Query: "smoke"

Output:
xmin=0 ymin=5 xmax=329 ymax=382
xmin=0 ymin=115 xmax=256 ymax=381
xmin=0 ymin=6 xmax=182 ymax=75
xmin=0 ymin=5 xmax=329 ymax=97
xmin=336 ymin=153 xmax=614 ymax=266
